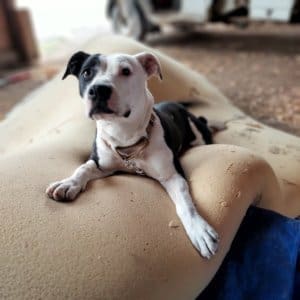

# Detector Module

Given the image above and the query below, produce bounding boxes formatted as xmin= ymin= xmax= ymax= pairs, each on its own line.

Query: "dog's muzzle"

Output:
xmin=88 ymin=84 xmax=114 ymax=116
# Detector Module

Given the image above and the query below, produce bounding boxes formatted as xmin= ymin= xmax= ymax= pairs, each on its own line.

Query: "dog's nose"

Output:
xmin=88 ymin=85 xmax=112 ymax=101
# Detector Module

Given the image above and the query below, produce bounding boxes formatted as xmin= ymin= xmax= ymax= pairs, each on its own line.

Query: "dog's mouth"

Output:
xmin=88 ymin=105 xmax=114 ymax=118
xmin=89 ymin=106 xmax=132 ymax=119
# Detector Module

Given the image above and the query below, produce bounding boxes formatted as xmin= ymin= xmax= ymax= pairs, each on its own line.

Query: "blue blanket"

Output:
xmin=197 ymin=207 xmax=300 ymax=300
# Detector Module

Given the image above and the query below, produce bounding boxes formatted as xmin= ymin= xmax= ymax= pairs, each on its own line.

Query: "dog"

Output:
xmin=46 ymin=51 xmax=219 ymax=258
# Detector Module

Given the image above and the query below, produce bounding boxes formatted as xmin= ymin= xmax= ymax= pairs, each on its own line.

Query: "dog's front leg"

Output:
xmin=160 ymin=173 xmax=219 ymax=258
xmin=46 ymin=160 xmax=110 ymax=201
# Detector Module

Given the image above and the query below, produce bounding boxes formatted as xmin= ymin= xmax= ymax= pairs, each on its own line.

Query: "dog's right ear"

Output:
xmin=62 ymin=51 xmax=90 ymax=80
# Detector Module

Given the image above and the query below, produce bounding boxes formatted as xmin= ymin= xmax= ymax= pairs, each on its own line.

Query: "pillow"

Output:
xmin=0 ymin=35 xmax=299 ymax=299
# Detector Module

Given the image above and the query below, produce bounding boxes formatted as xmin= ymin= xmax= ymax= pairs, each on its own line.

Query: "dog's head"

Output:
xmin=62 ymin=51 xmax=162 ymax=120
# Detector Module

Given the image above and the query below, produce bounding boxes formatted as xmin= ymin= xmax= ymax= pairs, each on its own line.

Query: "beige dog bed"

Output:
xmin=0 ymin=36 xmax=299 ymax=300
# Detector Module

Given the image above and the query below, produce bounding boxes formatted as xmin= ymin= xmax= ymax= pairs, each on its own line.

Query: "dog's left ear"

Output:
xmin=62 ymin=51 xmax=90 ymax=80
xmin=135 ymin=52 xmax=163 ymax=80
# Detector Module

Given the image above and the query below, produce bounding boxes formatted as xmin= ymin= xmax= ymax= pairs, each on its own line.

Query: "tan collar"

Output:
xmin=103 ymin=113 xmax=155 ymax=161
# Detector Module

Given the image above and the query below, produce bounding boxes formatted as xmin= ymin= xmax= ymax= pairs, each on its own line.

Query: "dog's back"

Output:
xmin=154 ymin=102 xmax=212 ymax=157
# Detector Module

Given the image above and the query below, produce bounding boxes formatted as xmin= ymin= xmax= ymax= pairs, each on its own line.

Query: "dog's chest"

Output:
xmin=95 ymin=138 xmax=147 ymax=174
xmin=95 ymin=140 xmax=122 ymax=170
xmin=92 ymin=119 xmax=173 ymax=177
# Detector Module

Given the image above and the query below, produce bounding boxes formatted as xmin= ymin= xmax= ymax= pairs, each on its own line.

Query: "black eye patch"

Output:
xmin=78 ymin=54 xmax=101 ymax=97
xmin=80 ymin=55 xmax=101 ymax=75
xmin=81 ymin=68 xmax=95 ymax=81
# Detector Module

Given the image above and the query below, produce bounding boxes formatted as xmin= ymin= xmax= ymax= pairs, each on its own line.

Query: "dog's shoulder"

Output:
xmin=153 ymin=102 xmax=196 ymax=155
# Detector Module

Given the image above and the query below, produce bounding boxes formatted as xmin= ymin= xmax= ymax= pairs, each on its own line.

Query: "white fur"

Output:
xmin=46 ymin=52 xmax=219 ymax=258
xmin=46 ymin=160 xmax=111 ymax=201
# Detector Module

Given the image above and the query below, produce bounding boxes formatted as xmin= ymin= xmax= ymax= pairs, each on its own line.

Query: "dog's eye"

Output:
xmin=121 ymin=67 xmax=131 ymax=76
xmin=82 ymin=69 xmax=93 ymax=80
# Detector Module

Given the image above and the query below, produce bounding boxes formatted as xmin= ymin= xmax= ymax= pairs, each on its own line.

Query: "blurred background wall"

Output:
xmin=0 ymin=0 xmax=299 ymax=136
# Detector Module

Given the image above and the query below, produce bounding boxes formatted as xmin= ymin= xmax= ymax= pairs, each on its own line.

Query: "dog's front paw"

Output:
xmin=46 ymin=179 xmax=83 ymax=202
xmin=187 ymin=216 xmax=219 ymax=259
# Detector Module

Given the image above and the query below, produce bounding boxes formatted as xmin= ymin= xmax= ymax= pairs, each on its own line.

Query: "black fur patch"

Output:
xmin=187 ymin=113 xmax=212 ymax=144
xmin=154 ymin=102 xmax=212 ymax=176
xmin=78 ymin=54 xmax=101 ymax=97
xmin=62 ymin=51 xmax=90 ymax=79
xmin=62 ymin=51 xmax=101 ymax=97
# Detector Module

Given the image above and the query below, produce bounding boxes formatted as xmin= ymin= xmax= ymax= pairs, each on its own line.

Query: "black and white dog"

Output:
xmin=46 ymin=51 xmax=219 ymax=258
